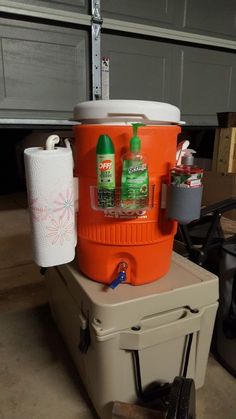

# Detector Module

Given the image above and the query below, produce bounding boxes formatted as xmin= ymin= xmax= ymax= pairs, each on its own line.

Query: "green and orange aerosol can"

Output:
xmin=96 ymin=134 xmax=116 ymax=208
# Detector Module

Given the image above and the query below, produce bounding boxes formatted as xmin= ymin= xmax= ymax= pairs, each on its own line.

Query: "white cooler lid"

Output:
xmin=73 ymin=100 xmax=184 ymax=125
xmin=56 ymin=252 xmax=218 ymax=335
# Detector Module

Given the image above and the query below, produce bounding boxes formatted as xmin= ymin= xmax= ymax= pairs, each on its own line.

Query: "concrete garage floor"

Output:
xmin=0 ymin=305 xmax=97 ymax=419
xmin=0 ymin=305 xmax=236 ymax=419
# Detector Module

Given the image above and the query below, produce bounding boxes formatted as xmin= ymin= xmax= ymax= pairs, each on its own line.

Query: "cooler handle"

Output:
xmin=132 ymin=332 xmax=194 ymax=403
xmin=108 ymin=112 xmax=148 ymax=121
xmin=119 ymin=307 xmax=201 ymax=351
xmin=107 ymin=112 xmax=185 ymax=125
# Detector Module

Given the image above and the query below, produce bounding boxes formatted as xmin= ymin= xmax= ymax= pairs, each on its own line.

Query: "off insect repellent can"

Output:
xmin=96 ymin=134 xmax=115 ymax=208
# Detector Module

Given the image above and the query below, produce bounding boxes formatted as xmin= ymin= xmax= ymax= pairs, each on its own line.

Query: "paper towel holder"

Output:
xmin=45 ymin=135 xmax=71 ymax=151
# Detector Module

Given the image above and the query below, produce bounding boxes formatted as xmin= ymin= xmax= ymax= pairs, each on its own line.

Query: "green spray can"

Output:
xmin=96 ymin=134 xmax=116 ymax=208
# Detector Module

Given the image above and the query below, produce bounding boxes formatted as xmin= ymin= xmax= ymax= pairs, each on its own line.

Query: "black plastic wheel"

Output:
xmin=166 ymin=377 xmax=196 ymax=419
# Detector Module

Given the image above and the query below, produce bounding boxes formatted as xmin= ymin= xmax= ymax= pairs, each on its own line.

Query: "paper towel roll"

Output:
xmin=24 ymin=146 xmax=75 ymax=267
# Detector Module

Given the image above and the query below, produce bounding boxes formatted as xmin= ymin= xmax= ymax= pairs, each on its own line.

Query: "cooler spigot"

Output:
xmin=109 ymin=262 xmax=128 ymax=289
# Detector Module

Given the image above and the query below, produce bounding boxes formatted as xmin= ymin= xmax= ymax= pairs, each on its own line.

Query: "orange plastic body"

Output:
xmin=74 ymin=124 xmax=181 ymax=285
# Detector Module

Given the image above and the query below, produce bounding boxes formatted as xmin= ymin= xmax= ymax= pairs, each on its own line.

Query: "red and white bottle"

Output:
xmin=167 ymin=140 xmax=204 ymax=224
xmin=171 ymin=141 xmax=203 ymax=188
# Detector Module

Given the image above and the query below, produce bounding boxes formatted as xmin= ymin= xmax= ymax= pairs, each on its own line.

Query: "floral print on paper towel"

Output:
xmin=46 ymin=216 xmax=74 ymax=245
xmin=29 ymin=188 xmax=75 ymax=246
xmin=53 ymin=189 xmax=74 ymax=221
xmin=29 ymin=197 xmax=48 ymax=222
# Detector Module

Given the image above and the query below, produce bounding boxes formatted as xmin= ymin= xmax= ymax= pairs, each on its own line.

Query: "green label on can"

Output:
xmin=97 ymin=154 xmax=115 ymax=189
xmin=97 ymin=153 xmax=115 ymax=208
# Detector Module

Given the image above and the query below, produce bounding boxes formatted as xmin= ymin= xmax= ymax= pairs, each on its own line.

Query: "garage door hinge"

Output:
xmin=91 ymin=0 xmax=103 ymax=100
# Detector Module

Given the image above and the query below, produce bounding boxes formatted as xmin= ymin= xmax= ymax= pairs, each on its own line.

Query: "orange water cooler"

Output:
xmin=73 ymin=100 xmax=182 ymax=286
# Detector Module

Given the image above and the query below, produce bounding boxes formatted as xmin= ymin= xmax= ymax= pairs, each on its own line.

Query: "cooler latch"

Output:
xmin=78 ymin=313 xmax=91 ymax=354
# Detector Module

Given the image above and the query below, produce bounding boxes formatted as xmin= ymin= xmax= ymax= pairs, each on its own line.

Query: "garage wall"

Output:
xmin=0 ymin=18 xmax=89 ymax=119
xmin=102 ymin=0 xmax=236 ymax=40
xmin=6 ymin=0 xmax=89 ymax=14
xmin=0 ymin=0 xmax=235 ymax=124
xmin=102 ymin=33 xmax=236 ymax=125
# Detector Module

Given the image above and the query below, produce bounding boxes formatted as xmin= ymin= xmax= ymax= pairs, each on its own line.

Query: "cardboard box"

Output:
xmin=217 ymin=112 xmax=236 ymax=128
xmin=202 ymin=171 xmax=236 ymax=220
xmin=212 ymin=128 xmax=236 ymax=173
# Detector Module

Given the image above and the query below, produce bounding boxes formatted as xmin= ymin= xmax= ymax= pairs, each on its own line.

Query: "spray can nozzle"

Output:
xmin=176 ymin=140 xmax=196 ymax=166
xmin=181 ymin=149 xmax=196 ymax=166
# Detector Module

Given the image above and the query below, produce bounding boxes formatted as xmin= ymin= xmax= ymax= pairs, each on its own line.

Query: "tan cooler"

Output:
xmin=46 ymin=252 xmax=218 ymax=419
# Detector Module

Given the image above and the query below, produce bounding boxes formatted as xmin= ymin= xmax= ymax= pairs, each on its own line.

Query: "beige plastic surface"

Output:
xmin=73 ymin=100 xmax=182 ymax=124
xmin=55 ymin=252 xmax=218 ymax=334
xmin=46 ymin=253 xmax=218 ymax=419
